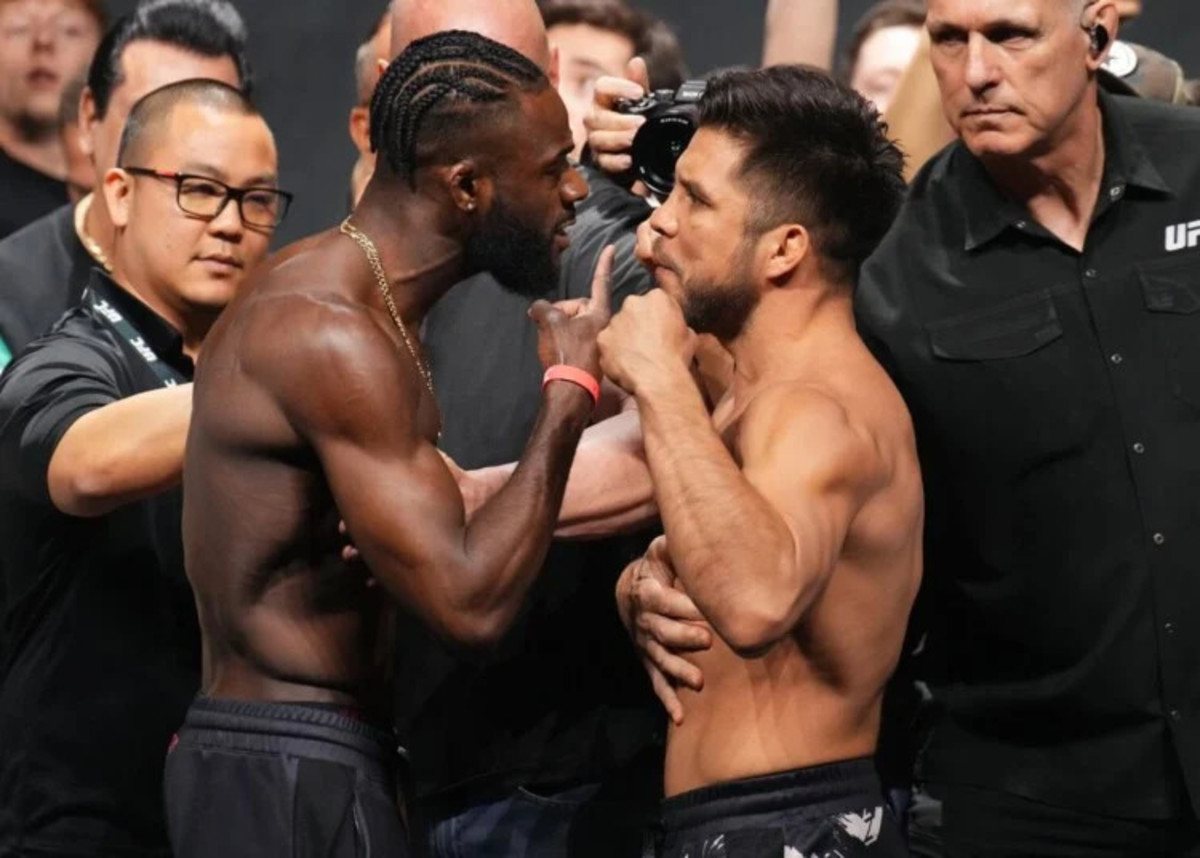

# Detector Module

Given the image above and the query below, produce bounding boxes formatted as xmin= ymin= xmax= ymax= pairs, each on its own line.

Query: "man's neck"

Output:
xmin=724 ymin=278 xmax=856 ymax=399
xmin=107 ymin=268 xmax=211 ymax=361
xmin=350 ymin=180 xmax=468 ymax=327
xmin=83 ymin=189 xmax=116 ymax=262
xmin=981 ymin=91 xmax=1106 ymax=252
xmin=0 ymin=114 xmax=66 ymax=180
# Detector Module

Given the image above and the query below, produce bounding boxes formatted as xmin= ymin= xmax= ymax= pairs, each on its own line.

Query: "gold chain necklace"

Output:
xmin=339 ymin=217 xmax=440 ymax=420
xmin=74 ymin=194 xmax=113 ymax=274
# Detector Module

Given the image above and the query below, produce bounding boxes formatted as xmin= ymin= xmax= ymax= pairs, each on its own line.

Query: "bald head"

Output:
xmin=390 ymin=0 xmax=552 ymax=72
xmin=356 ymin=9 xmax=393 ymax=103
xmin=117 ymin=79 xmax=259 ymax=167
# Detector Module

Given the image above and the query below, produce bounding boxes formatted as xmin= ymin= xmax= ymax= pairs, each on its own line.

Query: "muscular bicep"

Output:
xmin=248 ymin=298 xmax=468 ymax=608
xmin=317 ymin=424 xmax=468 ymax=607
xmin=737 ymin=390 xmax=881 ymax=594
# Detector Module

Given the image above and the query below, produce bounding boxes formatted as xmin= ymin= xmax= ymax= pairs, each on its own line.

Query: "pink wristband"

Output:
xmin=543 ymin=365 xmax=600 ymax=406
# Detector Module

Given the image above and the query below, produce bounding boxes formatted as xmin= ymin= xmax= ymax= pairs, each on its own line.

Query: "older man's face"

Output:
xmin=926 ymin=0 xmax=1101 ymax=161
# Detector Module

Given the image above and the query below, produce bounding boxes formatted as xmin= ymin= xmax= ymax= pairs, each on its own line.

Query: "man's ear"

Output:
xmin=348 ymin=105 xmax=371 ymax=157
xmin=103 ymin=167 xmax=134 ymax=229
xmin=78 ymin=86 xmax=99 ymax=159
xmin=760 ymin=224 xmax=811 ymax=283
xmin=1082 ymin=1 xmax=1121 ymax=71
xmin=444 ymin=160 xmax=492 ymax=214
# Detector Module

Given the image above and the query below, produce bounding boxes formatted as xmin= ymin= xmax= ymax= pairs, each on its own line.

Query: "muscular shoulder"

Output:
xmin=232 ymin=287 xmax=421 ymax=436
xmin=737 ymin=383 xmax=886 ymax=496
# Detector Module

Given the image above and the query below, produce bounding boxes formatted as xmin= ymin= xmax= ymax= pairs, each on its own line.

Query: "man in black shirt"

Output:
xmin=0 ymin=0 xmax=102 ymax=239
xmin=853 ymin=0 xmax=1200 ymax=852
xmin=0 ymin=145 xmax=66 ymax=236
xmin=0 ymin=0 xmax=251 ymax=368
xmin=0 ymin=79 xmax=283 ymax=857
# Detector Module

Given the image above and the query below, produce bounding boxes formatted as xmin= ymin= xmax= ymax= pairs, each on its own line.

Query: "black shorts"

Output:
xmin=657 ymin=757 xmax=906 ymax=858
xmin=164 ymin=696 xmax=407 ymax=858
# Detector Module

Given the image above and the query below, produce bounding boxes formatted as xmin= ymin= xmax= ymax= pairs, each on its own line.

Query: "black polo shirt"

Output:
xmin=0 ymin=202 xmax=95 ymax=369
xmin=858 ymin=93 xmax=1200 ymax=819
xmin=0 ymin=147 xmax=68 ymax=242
xmin=0 ymin=270 xmax=198 ymax=855
xmin=395 ymin=167 xmax=662 ymax=808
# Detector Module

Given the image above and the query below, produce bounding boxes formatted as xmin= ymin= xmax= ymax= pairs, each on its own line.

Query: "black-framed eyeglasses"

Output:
xmin=123 ymin=167 xmax=294 ymax=229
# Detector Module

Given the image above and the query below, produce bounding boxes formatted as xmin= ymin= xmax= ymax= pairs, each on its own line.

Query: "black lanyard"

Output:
xmin=83 ymin=288 xmax=188 ymax=389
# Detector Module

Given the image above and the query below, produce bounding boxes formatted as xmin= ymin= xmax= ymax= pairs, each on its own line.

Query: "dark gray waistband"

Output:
xmin=661 ymin=757 xmax=882 ymax=832
xmin=177 ymin=696 xmax=401 ymax=786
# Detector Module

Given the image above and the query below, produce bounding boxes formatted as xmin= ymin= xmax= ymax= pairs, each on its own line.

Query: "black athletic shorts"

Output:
xmin=164 ymin=696 xmax=407 ymax=858
xmin=655 ymin=757 xmax=906 ymax=858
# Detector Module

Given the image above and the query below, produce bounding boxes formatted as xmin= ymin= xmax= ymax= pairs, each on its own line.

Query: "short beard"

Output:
xmin=680 ymin=242 xmax=761 ymax=343
xmin=464 ymin=197 xmax=558 ymax=300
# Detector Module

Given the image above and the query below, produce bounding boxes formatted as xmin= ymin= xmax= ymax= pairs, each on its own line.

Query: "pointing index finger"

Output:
xmin=590 ymin=245 xmax=615 ymax=318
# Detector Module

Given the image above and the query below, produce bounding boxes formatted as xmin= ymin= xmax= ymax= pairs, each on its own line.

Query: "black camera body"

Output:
xmin=616 ymin=80 xmax=707 ymax=199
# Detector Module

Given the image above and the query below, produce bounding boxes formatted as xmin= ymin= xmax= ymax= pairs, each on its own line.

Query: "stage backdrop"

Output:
xmin=102 ymin=0 xmax=1195 ymax=246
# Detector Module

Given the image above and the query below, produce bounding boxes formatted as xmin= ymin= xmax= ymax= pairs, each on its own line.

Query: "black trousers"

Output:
xmin=655 ymin=757 xmax=906 ymax=858
xmin=163 ymin=696 xmax=407 ymax=858
xmin=930 ymin=782 xmax=1200 ymax=858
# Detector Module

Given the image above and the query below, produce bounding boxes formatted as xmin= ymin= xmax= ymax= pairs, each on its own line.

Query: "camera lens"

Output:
xmin=632 ymin=113 xmax=697 ymax=198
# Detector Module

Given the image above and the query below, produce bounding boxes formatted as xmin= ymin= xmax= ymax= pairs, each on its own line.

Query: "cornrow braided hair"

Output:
xmin=369 ymin=30 xmax=548 ymax=183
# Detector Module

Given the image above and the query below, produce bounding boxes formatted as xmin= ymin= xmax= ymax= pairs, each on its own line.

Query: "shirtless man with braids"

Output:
xmin=164 ymin=31 xmax=607 ymax=857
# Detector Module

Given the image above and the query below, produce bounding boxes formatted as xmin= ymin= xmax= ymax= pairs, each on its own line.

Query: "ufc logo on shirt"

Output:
xmin=1165 ymin=220 xmax=1200 ymax=252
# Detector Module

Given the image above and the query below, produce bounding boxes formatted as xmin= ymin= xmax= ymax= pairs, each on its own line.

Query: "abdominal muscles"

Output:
xmin=664 ymin=623 xmax=883 ymax=797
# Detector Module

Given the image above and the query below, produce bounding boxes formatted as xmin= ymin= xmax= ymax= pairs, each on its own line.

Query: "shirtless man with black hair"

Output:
xmin=601 ymin=65 xmax=922 ymax=857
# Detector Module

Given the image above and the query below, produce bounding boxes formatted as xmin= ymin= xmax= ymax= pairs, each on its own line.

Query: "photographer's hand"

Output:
xmin=585 ymin=56 xmax=650 ymax=186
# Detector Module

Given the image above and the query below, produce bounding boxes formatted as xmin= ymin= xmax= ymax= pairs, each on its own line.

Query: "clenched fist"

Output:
xmin=598 ymin=289 xmax=696 ymax=396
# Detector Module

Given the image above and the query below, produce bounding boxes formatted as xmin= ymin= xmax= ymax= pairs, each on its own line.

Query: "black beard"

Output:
xmin=464 ymin=197 xmax=559 ymax=299
xmin=679 ymin=242 xmax=761 ymax=343
xmin=681 ymin=280 xmax=760 ymax=343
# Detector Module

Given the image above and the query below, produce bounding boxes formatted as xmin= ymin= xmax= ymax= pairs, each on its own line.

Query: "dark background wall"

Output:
xmin=104 ymin=0 xmax=1195 ymax=245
